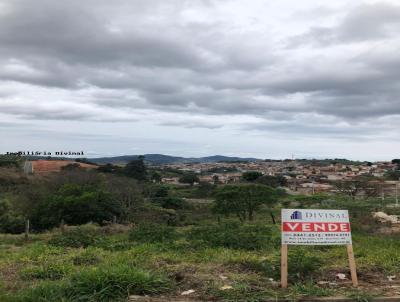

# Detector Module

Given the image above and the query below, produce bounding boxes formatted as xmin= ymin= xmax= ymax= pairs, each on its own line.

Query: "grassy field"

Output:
xmin=0 ymin=205 xmax=399 ymax=302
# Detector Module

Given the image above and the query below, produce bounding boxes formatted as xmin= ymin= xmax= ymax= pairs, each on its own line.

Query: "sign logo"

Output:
xmin=290 ymin=210 xmax=302 ymax=220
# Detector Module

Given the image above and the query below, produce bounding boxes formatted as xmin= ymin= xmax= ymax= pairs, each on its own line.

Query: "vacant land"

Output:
xmin=1 ymin=208 xmax=400 ymax=302
xmin=1 ymin=164 xmax=400 ymax=301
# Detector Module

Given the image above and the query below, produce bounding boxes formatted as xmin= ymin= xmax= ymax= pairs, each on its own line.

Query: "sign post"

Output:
xmin=280 ymin=244 xmax=288 ymax=288
xmin=281 ymin=209 xmax=357 ymax=288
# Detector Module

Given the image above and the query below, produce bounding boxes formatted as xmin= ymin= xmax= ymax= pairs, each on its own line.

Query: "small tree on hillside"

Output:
xmin=242 ymin=171 xmax=263 ymax=182
xmin=30 ymin=184 xmax=123 ymax=230
xmin=124 ymin=156 xmax=147 ymax=181
xmin=212 ymin=175 xmax=220 ymax=184
xmin=256 ymin=175 xmax=287 ymax=187
xmin=392 ymin=159 xmax=400 ymax=166
xmin=332 ymin=178 xmax=376 ymax=200
xmin=178 ymin=173 xmax=199 ymax=186
xmin=213 ymin=184 xmax=283 ymax=222
xmin=150 ymin=171 xmax=162 ymax=183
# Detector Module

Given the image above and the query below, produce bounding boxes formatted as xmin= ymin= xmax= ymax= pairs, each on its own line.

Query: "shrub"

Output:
xmin=72 ymin=249 xmax=102 ymax=266
xmin=242 ymin=171 xmax=263 ymax=182
xmin=188 ymin=222 xmax=277 ymax=250
xmin=48 ymin=225 xmax=104 ymax=248
xmin=0 ymin=199 xmax=25 ymax=234
xmin=131 ymin=204 xmax=179 ymax=225
xmin=66 ymin=265 xmax=172 ymax=301
xmin=12 ymin=281 xmax=67 ymax=302
xmin=20 ymin=263 xmax=72 ymax=280
xmin=13 ymin=266 xmax=172 ymax=302
xmin=0 ymin=213 xmax=25 ymax=234
xmin=288 ymin=249 xmax=323 ymax=281
xmin=158 ymin=197 xmax=187 ymax=210
xmin=30 ymin=184 xmax=123 ymax=230
xmin=213 ymin=184 xmax=283 ymax=221
xmin=129 ymin=223 xmax=178 ymax=243
xmin=231 ymin=257 xmax=278 ymax=278
xmin=232 ymin=248 xmax=322 ymax=281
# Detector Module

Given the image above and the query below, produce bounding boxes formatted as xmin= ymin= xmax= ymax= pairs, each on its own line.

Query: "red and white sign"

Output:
xmin=281 ymin=209 xmax=352 ymax=245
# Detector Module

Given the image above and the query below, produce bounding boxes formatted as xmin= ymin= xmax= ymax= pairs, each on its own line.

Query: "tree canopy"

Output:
xmin=242 ymin=171 xmax=263 ymax=182
xmin=30 ymin=184 xmax=123 ymax=230
xmin=213 ymin=184 xmax=284 ymax=221
xmin=178 ymin=173 xmax=199 ymax=186
xmin=124 ymin=156 xmax=147 ymax=181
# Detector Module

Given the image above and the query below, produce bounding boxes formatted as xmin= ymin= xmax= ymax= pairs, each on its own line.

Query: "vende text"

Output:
xmin=282 ymin=222 xmax=350 ymax=232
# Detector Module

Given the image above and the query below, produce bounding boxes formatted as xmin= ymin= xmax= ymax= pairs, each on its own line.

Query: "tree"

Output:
xmin=124 ymin=156 xmax=147 ymax=181
xmin=61 ymin=163 xmax=81 ymax=171
xmin=386 ymin=170 xmax=400 ymax=180
xmin=0 ymin=198 xmax=25 ymax=234
xmin=158 ymin=197 xmax=187 ymax=210
xmin=150 ymin=171 xmax=162 ymax=183
xmin=256 ymin=175 xmax=287 ymax=187
xmin=213 ymin=184 xmax=283 ymax=222
xmin=332 ymin=178 xmax=373 ymax=200
xmin=30 ymin=184 xmax=123 ymax=230
xmin=97 ymin=163 xmax=121 ymax=173
xmin=178 ymin=173 xmax=199 ymax=186
xmin=103 ymin=175 xmax=144 ymax=217
xmin=75 ymin=158 xmax=97 ymax=165
xmin=0 ymin=155 xmax=20 ymax=168
xmin=242 ymin=171 xmax=263 ymax=182
xmin=212 ymin=175 xmax=220 ymax=185
xmin=194 ymin=181 xmax=215 ymax=198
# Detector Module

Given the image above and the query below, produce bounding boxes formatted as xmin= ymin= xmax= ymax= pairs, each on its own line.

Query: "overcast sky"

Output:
xmin=1 ymin=0 xmax=400 ymax=160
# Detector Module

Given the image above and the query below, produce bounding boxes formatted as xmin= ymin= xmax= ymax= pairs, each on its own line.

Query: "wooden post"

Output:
xmin=347 ymin=244 xmax=358 ymax=287
xmin=281 ymin=244 xmax=288 ymax=288
xmin=112 ymin=215 xmax=117 ymax=224
xmin=24 ymin=219 xmax=30 ymax=239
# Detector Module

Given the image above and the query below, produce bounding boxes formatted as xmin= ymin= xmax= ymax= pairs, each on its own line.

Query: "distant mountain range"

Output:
xmin=91 ymin=154 xmax=260 ymax=165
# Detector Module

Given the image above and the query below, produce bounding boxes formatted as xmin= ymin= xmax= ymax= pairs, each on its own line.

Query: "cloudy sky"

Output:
xmin=1 ymin=0 xmax=400 ymax=160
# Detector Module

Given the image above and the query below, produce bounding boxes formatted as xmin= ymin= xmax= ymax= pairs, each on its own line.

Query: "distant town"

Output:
xmin=3 ymin=153 xmax=398 ymax=199
xmin=157 ymin=158 xmax=400 ymax=198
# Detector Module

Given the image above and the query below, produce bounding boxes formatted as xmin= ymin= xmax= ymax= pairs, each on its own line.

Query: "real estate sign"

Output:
xmin=281 ymin=209 xmax=352 ymax=245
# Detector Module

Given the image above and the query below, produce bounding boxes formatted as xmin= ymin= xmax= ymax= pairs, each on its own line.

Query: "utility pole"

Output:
xmin=311 ymin=177 xmax=315 ymax=195
xmin=396 ymin=180 xmax=399 ymax=207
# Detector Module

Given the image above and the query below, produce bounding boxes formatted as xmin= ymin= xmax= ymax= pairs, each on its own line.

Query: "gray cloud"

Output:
xmin=290 ymin=3 xmax=400 ymax=46
xmin=0 ymin=0 xmax=400 ymax=153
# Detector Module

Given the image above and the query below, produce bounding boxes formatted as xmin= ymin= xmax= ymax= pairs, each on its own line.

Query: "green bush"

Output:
xmin=288 ymin=249 xmax=323 ymax=281
xmin=0 ymin=213 xmax=25 ymax=234
xmin=48 ymin=225 xmax=104 ymax=248
xmin=129 ymin=223 xmax=178 ymax=243
xmin=188 ymin=222 xmax=277 ymax=250
xmin=0 ymin=199 xmax=25 ymax=234
xmin=13 ymin=266 xmax=172 ymax=302
xmin=12 ymin=281 xmax=67 ymax=302
xmin=72 ymin=249 xmax=102 ymax=266
xmin=67 ymin=265 xmax=172 ymax=301
xmin=233 ymin=248 xmax=322 ymax=281
xmin=30 ymin=184 xmax=123 ymax=231
xmin=158 ymin=197 xmax=187 ymax=210
xmin=232 ymin=257 xmax=278 ymax=278
xmin=20 ymin=263 xmax=72 ymax=280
